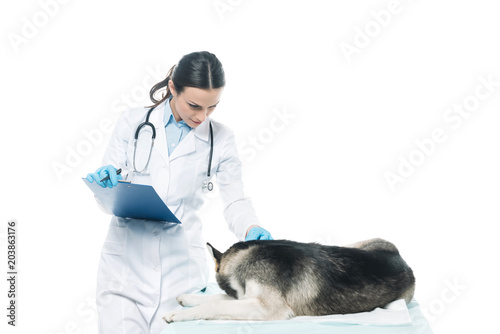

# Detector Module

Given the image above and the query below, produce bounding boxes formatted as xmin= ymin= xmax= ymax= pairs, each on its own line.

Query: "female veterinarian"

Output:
xmin=85 ymin=51 xmax=273 ymax=333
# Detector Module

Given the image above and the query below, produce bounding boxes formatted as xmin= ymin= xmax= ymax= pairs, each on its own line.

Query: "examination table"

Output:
xmin=160 ymin=283 xmax=434 ymax=334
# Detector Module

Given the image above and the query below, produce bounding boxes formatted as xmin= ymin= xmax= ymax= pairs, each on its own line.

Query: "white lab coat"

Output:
xmin=95 ymin=100 xmax=259 ymax=333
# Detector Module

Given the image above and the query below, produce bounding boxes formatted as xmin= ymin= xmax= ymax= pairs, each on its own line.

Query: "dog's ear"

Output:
xmin=206 ymin=242 xmax=222 ymax=272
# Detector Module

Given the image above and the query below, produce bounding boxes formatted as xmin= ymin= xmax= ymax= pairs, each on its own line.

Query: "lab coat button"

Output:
xmin=153 ymin=230 xmax=160 ymax=235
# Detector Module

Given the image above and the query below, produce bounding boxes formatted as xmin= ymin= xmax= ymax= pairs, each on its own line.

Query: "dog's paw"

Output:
xmin=176 ymin=294 xmax=199 ymax=307
xmin=162 ymin=311 xmax=176 ymax=324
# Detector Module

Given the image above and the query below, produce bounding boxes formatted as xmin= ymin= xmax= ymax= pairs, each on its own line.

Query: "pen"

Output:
xmin=100 ymin=168 xmax=122 ymax=183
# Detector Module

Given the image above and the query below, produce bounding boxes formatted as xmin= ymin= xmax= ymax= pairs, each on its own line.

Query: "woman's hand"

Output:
xmin=86 ymin=165 xmax=123 ymax=188
xmin=245 ymin=225 xmax=273 ymax=241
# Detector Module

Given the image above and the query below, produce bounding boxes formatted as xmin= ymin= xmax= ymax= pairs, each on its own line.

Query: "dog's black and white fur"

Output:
xmin=163 ymin=238 xmax=415 ymax=323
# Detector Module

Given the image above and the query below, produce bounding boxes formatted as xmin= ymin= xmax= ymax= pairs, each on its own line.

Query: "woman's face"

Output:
xmin=168 ymin=81 xmax=223 ymax=128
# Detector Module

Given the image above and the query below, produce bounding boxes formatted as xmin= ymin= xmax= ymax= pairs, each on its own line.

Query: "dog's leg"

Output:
xmin=163 ymin=297 xmax=272 ymax=323
xmin=176 ymin=293 xmax=235 ymax=307
xmin=164 ymin=281 xmax=295 ymax=323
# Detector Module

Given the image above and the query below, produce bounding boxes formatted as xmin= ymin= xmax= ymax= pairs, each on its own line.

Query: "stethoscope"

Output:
xmin=133 ymin=105 xmax=214 ymax=192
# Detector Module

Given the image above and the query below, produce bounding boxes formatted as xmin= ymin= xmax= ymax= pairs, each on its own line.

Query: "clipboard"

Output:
xmin=82 ymin=178 xmax=181 ymax=223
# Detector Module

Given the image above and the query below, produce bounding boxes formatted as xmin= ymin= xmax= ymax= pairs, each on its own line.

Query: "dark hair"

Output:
xmin=147 ymin=51 xmax=225 ymax=108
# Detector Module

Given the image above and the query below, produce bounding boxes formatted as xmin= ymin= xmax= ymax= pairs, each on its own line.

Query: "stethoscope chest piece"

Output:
xmin=202 ymin=180 xmax=214 ymax=193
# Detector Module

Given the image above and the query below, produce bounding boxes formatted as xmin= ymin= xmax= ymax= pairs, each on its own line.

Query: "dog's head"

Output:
xmin=206 ymin=242 xmax=223 ymax=272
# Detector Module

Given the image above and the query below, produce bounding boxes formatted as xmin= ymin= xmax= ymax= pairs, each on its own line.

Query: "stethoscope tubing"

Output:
xmin=134 ymin=105 xmax=214 ymax=190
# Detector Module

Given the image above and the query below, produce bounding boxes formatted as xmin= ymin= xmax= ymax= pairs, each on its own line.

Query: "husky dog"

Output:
xmin=163 ymin=238 xmax=415 ymax=323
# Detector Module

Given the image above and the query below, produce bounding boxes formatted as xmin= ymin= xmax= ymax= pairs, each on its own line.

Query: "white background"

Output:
xmin=1 ymin=0 xmax=499 ymax=333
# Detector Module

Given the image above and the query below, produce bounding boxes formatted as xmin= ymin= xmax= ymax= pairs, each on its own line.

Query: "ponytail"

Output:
xmin=147 ymin=64 xmax=176 ymax=109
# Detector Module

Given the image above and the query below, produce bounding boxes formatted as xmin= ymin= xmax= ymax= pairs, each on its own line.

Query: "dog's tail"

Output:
xmin=347 ymin=238 xmax=400 ymax=253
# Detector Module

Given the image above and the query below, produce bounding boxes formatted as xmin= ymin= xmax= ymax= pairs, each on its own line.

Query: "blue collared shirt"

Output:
xmin=163 ymin=96 xmax=192 ymax=156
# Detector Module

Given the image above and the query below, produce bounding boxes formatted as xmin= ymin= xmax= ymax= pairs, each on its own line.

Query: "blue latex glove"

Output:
xmin=245 ymin=226 xmax=273 ymax=241
xmin=86 ymin=165 xmax=123 ymax=188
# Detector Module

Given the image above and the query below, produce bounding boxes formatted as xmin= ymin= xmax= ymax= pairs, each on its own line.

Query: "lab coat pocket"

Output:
xmin=175 ymin=158 xmax=210 ymax=196
xmin=188 ymin=249 xmax=209 ymax=291
xmin=187 ymin=234 xmax=209 ymax=290
xmin=101 ymin=241 xmax=124 ymax=255
xmin=104 ymin=225 xmax=127 ymax=245
xmin=98 ymin=226 xmax=129 ymax=282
